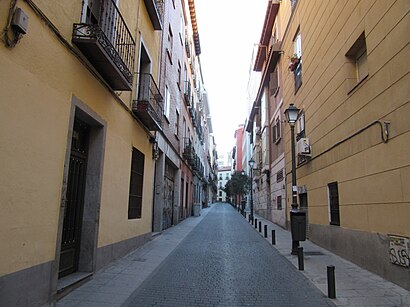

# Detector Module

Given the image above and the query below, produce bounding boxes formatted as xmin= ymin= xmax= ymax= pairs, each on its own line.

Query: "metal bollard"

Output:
xmin=298 ymin=247 xmax=304 ymax=271
xmin=254 ymin=218 xmax=258 ymax=228
xmin=264 ymin=225 xmax=268 ymax=238
xmin=327 ymin=265 xmax=336 ymax=299
xmin=258 ymin=221 xmax=262 ymax=232
xmin=271 ymin=230 xmax=276 ymax=245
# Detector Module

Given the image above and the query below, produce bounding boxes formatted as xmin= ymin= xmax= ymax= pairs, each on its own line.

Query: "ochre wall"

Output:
xmin=282 ymin=0 xmax=409 ymax=237
xmin=0 ymin=0 xmax=159 ymax=276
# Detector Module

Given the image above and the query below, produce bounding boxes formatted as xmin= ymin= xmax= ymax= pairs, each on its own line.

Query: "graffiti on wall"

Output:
xmin=389 ymin=235 xmax=410 ymax=268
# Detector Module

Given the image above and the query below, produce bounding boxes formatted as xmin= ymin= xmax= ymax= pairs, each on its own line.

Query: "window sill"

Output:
xmin=347 ymin=74 xmax=368 ymax=95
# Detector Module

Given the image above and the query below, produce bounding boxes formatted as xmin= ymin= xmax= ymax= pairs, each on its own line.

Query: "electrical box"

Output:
xmin=290 ymin=210 xmax=307 ymax=241
xmin=12 ymin=8 xmax=29 ymax=34
xmin=297 ymin=138 xmax=311 ymax=156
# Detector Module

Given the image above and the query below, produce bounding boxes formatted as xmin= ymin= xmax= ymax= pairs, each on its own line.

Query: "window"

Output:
xmin=219 ymin=191 xmax=222 ymax=196
xmin=272 ymin=116 xmax=281 ymax=143
xmin=179 ymin=13 xmax=184 ymax=45
xmin=167 ymin=25 xmax=173 ymax=62
xmin=182 ymin=117 xmax=186 ymax=140
xmin=328 ymin=182 xmax=340 ymax=226
xmin=164 ymin=85 xmax=170 ymax=118
xmin=276 ymin=169 xmax=284 ymax=182
xmin=294 ymin=31 xmax=302 ymax=58
xmin=128 ymin=147 xmax=144 ymax=219
xmin=177 ymin=61 xmax=181 ymax=90
xmin=296 ymin=112 xmax=305 ymax=137
xmin=290 ymin=0 xmax=298 ymax=11
xmin=296 ymin=112 xmax=307 ymax=165
xmin=277 ymin=195 xmax=282 ymax=210
xmin=293 ymin=30 xmax=302 ymax=93
xmin=346 ymin=32 xmax=368 ymax=92
xmin=175 ymin=110 xmax=180 ymax=137
xmin=269 ymin=69 xmax=279 ymax=97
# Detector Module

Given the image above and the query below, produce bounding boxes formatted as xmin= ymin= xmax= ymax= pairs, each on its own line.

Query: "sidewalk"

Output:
xmin=246 ymin=210 xmax=410 ymax=307
xmin=57 ymin=205 xmax=214 ymax=307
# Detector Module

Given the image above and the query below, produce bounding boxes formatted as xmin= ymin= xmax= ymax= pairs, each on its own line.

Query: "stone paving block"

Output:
xmin=58 ymin=205 xmax=409 ymax=307
xmin=124 ymin=204 xmax=334 ymax=307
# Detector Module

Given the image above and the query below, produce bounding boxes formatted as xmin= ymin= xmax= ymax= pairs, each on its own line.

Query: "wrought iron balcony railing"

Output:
xmin=189 ymin=107 xmax=197 ymax=127
xmin=183 ymin=138 xmax=195 ymax=163
xmin=184 ymin=81 xmax=191 ymax=106
xmin=72 ymin=0 xmax=135 ymax=91
xmin=132 ymin=73 xmax=163 ymax=131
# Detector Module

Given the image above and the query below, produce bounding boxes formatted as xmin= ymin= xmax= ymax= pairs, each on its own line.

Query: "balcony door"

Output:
xmin=81 ymin=0 xmax=120 ymax=43
xmin=137 ymin=43 xmax=152 ymax=101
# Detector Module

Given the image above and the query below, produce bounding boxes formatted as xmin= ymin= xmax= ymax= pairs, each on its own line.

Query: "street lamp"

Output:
xmin=285 ymin=103 xmax=305 ymax=255
xmin=248 ymin=158 xmax=255 ymax=223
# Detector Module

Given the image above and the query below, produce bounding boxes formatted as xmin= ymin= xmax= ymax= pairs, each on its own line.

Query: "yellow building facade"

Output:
xmin=282 ymin=0 xmax=409 ymax=289
xmin=0 ymin=0 xmax=163 ymax=305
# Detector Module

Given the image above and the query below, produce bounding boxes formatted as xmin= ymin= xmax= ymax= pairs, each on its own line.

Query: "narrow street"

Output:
xmin=123 ymin=203 xmax=334 ymax=307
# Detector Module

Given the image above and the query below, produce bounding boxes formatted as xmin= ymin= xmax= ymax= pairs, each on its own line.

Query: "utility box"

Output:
xmin=12 ymin=8 xmax=29 ymax=34
xmin=290 ymin=210 xmax=306 ymax=241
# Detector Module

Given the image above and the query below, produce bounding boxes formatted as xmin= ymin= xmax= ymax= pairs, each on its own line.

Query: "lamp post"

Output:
xmin=248 ymin=158 xmax=255 ymax=223
xmin=285 ymin=103 xmax=303 ymax=255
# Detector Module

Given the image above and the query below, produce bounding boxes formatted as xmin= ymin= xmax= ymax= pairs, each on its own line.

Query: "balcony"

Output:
xmin=196 ymin=119 xmax=203 ymax=143
xmin=184 ymin=81 xmax=191 ymax=106
xmin=185 ymin=40 xmax=191 ymax=58
xmin=189 ymin=107 xmax=197 ymax=127
xmin=132 ymin=73 xmax=163 ymax=131
xmin=144 ymin=0 xmax=163 ymax=30
xmin=72 ymin=0 xmax=135 ymax=91
xmin=183 ymin=138 xmax=195 ymax=164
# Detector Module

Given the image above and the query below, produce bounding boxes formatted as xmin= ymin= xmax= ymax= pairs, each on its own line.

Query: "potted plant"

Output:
xmin=288 ymin=54 xmax=301 ymax=72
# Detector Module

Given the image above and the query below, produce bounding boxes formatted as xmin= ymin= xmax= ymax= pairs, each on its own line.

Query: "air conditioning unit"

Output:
xmin=297 ymin=138 xmax=311 ymax=156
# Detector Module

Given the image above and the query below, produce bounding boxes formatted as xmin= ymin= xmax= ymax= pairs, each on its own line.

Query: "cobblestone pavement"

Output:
xmin=124 ymin=203 xmax=334 ymax=307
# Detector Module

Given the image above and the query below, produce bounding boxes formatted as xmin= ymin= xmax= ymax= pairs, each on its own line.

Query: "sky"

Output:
xmin=195 ymin=1 xmax=268 ymax=157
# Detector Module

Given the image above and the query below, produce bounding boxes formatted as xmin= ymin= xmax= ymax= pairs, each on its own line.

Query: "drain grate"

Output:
xmin=132 ymin=257 xmax=147 ymax=262
xmin=304 ymin=251 xmax=325 ymax=256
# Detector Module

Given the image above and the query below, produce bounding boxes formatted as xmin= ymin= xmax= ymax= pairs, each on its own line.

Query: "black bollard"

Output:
xmin=254 ymin=218 xmax=258 ymax=228
xmin=327 ymin=265 xmax=336 ymax=298
xmin=264 ymin=225 xmax=268 ymax=238
xmin=258 ymin=221 xmax=262 ymax=232
xmin=298 ymin=247 xmax=304 ymax=271
xmin=248 ymin=215 xmax=251 ymax=223
xmin=271 ymin=230 xmax=276 ymax=245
